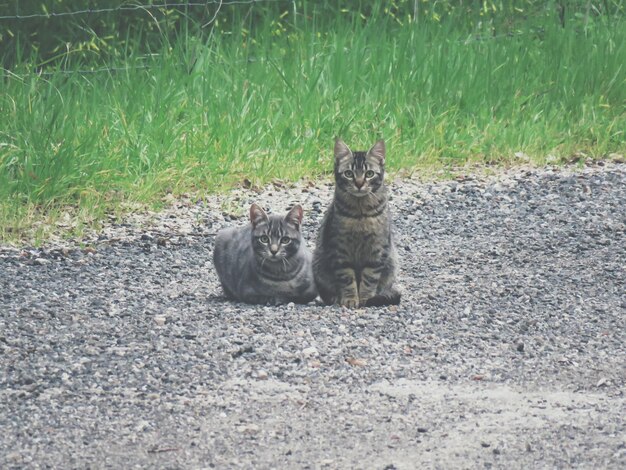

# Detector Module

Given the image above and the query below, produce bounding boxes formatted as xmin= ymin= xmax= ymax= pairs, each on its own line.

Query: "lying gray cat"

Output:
xmin=213 ymin=203 xmax=317 ymax=305
xmin=313 ymin=139 xmax=400 ymax=308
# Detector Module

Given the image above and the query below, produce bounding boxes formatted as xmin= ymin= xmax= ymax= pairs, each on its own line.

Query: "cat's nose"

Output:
xmin=355 ymin=178 xmax=365 ymax=189
xmin=270 ymin=244 xmax=279 ymax=255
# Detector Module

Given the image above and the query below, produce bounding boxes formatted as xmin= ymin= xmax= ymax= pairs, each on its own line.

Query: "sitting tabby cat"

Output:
xmin=213 ymin=203 xmax=317 ymax=305
xmin=313 ymin=139 xmax=400 ymax=308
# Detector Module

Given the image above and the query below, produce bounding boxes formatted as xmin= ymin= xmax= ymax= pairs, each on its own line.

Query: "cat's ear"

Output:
xmin=285 ymin=204 xmax=303 ymax=229
xmin=249 ymin=203 xmax=268 ymax=227
xmin=334 ymin=138 xmax=352 ymax=164
xmin=367 ymin=140 xmax=386 ymax=164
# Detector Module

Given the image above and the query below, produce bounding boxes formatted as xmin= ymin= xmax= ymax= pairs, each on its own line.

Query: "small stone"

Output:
xmin=154 ymin=315 xmax=166 ymax=326
xmin=256 ymin=370 xmax=268 ymax=380
xmin=5 ymin=451 xmax=22 ymax=462
xmin=134 ymin=420 xmax=151 ymax=432
xmin=481 ymin=442 xmax=491 ymax=448
xmin=34 ymin=258 xmax=50 ymax=265
xmin=417 ymin=427 xmax=428 ymax=433
xmin=346 ymin=357 xmax=367 ymax=367
xmin=302 ymin=347 xmax=318 ymax=357
xmin=516 ymin=342 xmax=525 ymax=352
xmin=238 ymin=424 xmax=260 ymax=435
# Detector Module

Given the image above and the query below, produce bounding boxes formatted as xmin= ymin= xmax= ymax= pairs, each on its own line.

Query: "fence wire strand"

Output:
xmin=1 ymin=0 xmax=538 ymax=79
xmin=0 ymin=0 xmax=286 ymax=20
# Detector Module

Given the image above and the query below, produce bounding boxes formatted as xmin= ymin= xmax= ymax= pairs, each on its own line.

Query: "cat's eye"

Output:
xmin=365 ymin=170 xmax=376 ymax=178
xmin=259 ymin=235 xmax=269 ymax=244
xmin=343 ymin=170 xmax=354 ymax=178
xmin=280 ymin=236 xmax=291 ymax=245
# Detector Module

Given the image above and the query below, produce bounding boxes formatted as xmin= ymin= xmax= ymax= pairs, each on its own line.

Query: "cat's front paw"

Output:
xmin=340 ymin=297 xmax=359 ymax=309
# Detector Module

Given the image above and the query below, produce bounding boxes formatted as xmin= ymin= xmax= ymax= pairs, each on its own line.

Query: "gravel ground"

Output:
xmin=1 ymin=162 xmax=625 ymax=469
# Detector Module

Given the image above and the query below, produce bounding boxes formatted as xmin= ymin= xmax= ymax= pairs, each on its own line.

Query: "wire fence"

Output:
xmin=1 ymin=0 xmax=287 ymax=78
xmin=0 ymin=0 xmax=288 ymax=20
xmin=0 ymin=0 xmax=550 ymax=79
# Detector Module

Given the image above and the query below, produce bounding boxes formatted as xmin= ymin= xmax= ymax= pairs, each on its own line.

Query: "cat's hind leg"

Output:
xmin=313 ymin=259 xmax=339 ymax=305
xmin=290 ymin=283 xmax=318 ymax=304
xmin=314 ymin=253 xmax=358 ymax=307
xmin=364 ymin=287 xmax=401 ymax=306
xmin=364 ymin=256 xmax=400 ymax=306
xmin=240 ymin=293 xmax=278 ymax=305
xmin=315 ymin=276 xmax=338 ymax=305
xmin=220 ymin=283 xmax=236 ymax=299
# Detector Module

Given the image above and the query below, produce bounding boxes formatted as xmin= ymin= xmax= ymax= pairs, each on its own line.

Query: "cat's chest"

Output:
xmin=339 ymin=215 xmax=385 ymax=235
xmin=335 ymin=216 xmax=387 ymax=263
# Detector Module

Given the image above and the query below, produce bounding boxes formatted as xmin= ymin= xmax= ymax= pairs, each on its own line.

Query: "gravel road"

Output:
xmin=1 ymin=163 xmax=625 ymax=469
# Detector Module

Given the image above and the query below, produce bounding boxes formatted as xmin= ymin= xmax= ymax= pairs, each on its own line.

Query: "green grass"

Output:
xmin=1 ymin=6 xmax=625 ymax=243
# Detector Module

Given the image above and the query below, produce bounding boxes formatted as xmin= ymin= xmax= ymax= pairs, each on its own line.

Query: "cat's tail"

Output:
xmin=365 ymin=287 xmax=401 ymax=307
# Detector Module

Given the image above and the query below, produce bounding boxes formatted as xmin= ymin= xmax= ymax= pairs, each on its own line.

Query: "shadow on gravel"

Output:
xmin=1 ymin=165 xmax=625 ymax=468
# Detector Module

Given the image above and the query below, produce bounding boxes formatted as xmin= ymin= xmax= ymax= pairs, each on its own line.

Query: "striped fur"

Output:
xmin=214 ymin=204 xmax=317 ymax=305
xmin=313 ymin=139 xmax=400 ymax=307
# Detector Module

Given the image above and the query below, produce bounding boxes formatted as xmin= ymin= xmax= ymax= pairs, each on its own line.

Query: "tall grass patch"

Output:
xmin=1 ymin=2 xmax=625 ymax=242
